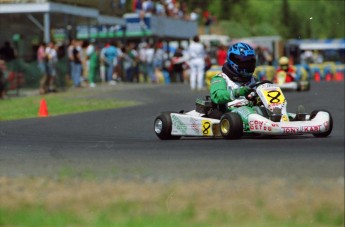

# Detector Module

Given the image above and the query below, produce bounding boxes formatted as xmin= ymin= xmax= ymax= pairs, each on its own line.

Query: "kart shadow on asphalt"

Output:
xmin=177 ymin=134 xmax=319 ymax=140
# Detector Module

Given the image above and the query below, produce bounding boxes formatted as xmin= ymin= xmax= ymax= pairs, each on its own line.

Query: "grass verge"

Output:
xmin=0 ymin=88 xmax=139 ymax=121
xmin=0 ymin=177 xmax=343 ymax=227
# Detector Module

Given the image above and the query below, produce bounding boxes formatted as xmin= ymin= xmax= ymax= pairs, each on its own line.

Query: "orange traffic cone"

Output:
xmin=314 ymin=72 xmax=321 ymax=82
xmin=38 ymin=98 xmax=49 ymax=117
xmin=335 ymin=72 xmax=344 ymax=81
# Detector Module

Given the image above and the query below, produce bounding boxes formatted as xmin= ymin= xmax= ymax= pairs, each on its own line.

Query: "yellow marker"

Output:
xmin=262 ymin=87 xmax=285 ymax=105
xmin=202 ymin=120 xmax=212 ymax=136
xmin=282 ymin=114 xmax=289 ymax=122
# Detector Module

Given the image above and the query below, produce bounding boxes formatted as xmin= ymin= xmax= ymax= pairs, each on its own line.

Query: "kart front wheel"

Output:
xmin=220 ymin=112 xmax=243 ymax=139
xmin=154 ymin=112 xmax=181 ymax=140
xmin=310 ymin=109 xmax=333 ymax=137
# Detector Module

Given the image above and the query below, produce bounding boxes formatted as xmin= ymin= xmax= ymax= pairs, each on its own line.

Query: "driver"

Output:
xmin=274 ymin=56 xmax=296 ymax=83
xmin=210 ymin=42 xmax=257 ymax=106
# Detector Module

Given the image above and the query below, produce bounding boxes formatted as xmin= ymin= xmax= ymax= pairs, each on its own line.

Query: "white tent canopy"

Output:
xmin=0 ymin=2 xmax=125 ymax=42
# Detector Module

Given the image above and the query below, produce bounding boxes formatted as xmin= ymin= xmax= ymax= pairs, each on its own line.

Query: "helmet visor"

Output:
xmin=229 ymin=53 xmax=256 ymax=75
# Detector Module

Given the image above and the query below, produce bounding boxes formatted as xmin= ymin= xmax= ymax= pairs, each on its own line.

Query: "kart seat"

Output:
xmin=195 ymin=96 xmax=226 ymax=119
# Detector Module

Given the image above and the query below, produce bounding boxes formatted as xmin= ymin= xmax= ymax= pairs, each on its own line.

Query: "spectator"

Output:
xmin=313 ymin=50 xmax=323 ymax=64
xmin=138 ymin=42 xmax=148 ymax=82
xmin=86 ymin=41 xmax=99 ymax=88
xmin=114 ymin=42 xmax=123 ymax=82
xmin=45 ymin=41 xmax=58 ymax=92
xmin=127 ymin=43 xmax=140 ymax=82
xmin=187 ymin=35 xmax=206 ymax=91
xmin=71 ymin=40 xmax=83 ymax=87
xmin=171 ymin=46 xmax=185 ymax=83
xmin=100 ymin=44 xmax=107 ymax=83
xmin=133 ymin=0 xmax=143 ymax=13
xmin=153 ymin=41 xmax=165 ymax=80
xmin=0 ymin=41 xmax=16 ymax=62
xmin=256 ymin=46 xmax=272 ymax=65
xmin=67 ymin=39 xmax=76 ymax=82
xmin=164 ymin=0 xmax=175 ymax=17
xmin=37 ymin=42 xmax=48 ymax=94
xmin=190 ymin=8 xmax=200 ymax=21
xmin=145 ymin=43 xmax=156 ymax=83
xmin=178 ymin=2 xmax=189 ymax=20
xmin=120 ymin=0 xmax=126 ymax=9
xmin=102 ymin=42 xmax=118 ymax=85
xmin=300 ymin=50 xmax=314 ymax=65
xmin=216 ymin=44 xmax=227 ymax=66
xmin=154 ymin=0 xmax=166 ymax=16
xmin=0 ymin=60 xmax=8 ymax=99
xmin=143 ymin=0 xmax=154 ymax=13
xmin=120 ymin=46 xmax=134 ymax=82
xmin=203 ymin=10 xmax=213 ymax=34
xmin=81 ymin=40 xmax=90 ymax=85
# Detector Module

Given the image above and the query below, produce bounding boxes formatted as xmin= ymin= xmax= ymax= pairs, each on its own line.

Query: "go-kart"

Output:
xmin=275 ymin=71 xmax=310 ymax=91
xmin=154 ymin=80 xmax=332 ymax=140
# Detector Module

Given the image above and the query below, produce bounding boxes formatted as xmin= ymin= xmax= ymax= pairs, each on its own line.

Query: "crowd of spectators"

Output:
xmin=132 ymin=0 xmax=195 ymax=21
xmin=30 ymin=35 xmax=215 ymax=94
xmin=0 ymin=35 xmax=224 ymax=98
xmin=0 ymin=0 xmax=221 ymax=98
xmin=32 ymin=39 xmax=199 ymax=92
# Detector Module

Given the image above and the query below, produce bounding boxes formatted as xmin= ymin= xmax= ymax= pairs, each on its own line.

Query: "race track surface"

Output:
xmin=0 ymin=81 xmax=344 ymax=181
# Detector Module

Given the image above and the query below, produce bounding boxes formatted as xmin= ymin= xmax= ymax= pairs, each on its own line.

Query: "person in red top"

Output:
xmin=216 ymin=44 xmax=227 ymax=66
xmin=274 ymin=56 xmax=296 ymax=83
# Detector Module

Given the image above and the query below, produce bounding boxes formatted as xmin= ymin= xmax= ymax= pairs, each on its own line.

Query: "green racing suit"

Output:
xmin=209 ymin=73 xmax=257 ymax=131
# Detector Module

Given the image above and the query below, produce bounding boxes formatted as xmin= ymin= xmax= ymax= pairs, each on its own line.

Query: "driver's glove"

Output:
xmin=233 ymin=86 xmax=252 ymax=98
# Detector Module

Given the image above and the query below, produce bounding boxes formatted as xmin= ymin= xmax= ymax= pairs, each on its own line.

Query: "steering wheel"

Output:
xmin=246 ymin=80 xmax=273 ymax=102
xmin=248 ymin=80 xmax=273 ymax=89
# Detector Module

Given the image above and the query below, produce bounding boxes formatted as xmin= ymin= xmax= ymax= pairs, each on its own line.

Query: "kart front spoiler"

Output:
xmin=248 ymin=111 xmax=331 ymax=135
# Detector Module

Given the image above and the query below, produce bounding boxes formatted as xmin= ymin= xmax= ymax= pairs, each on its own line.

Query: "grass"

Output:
xmin=0 ymin=177 xmax=343 ymax=227
xmin=0 ymin=87 xmax=139 ymax=121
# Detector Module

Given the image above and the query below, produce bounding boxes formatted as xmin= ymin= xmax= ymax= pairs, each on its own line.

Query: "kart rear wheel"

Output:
xmin=220 ymin=112 xmax=243 ymax=139
xmin=310 ymin=109 xmax=333 ymax=137
xmin=154 ymin=112 xmax=181 ymax=140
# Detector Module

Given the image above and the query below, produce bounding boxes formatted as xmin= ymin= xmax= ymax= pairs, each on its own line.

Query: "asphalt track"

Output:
xmin=0 ymin=81 xmax=344 ymax=181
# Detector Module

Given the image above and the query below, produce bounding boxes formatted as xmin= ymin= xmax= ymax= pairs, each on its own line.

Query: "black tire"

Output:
xmin=154 ymin=112 xmax=181 ymax=140
xmin=310 ymin=109 xmax=333 ymax=137
xmin=297 ymin=81 xmax=311 ymax=91
xmin=297 ymin=82 xmax=301 ymax=91
xmin=219 ymin=112 xmax=243 ymax=139
xmin=305 ymin=81 xmax=311 ymax=91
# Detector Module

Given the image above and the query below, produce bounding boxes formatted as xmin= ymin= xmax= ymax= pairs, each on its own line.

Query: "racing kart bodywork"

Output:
xmin=154 ymin=81 xmax=332 ymax=140
xmin=275 ymin=71 xmax=311 ymax=91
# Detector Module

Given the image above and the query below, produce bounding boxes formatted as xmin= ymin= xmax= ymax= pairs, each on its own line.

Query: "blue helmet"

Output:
xmin=226 ymin=42 xmax=256 ymax=83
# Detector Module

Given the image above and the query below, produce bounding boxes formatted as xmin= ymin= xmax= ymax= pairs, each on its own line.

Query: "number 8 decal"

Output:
xmin=202 ymin=120 xmax=211 ymax=135
xmin=267 ymin=90 xmax=281 ymax=103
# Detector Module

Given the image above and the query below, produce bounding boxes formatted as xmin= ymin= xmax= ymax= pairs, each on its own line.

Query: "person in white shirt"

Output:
xmin=45 ymin=41 xmax=58 ymax=92
xmin=187 ymin=35 xmax=205 ymax=90
xmin=145 ymin=43 xmax=156 ymax=83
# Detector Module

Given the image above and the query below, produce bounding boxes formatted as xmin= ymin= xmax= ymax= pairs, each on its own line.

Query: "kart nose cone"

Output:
xmin=154 ymin=119 xmax=163 ymax=134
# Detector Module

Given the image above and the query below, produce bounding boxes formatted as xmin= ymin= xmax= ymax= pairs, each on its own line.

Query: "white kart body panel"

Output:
xmin=276 ymin=82 xmax=299 ymax=90
xmin=170 ymin=111 xmax=220 ymax=137
xmin=248 ymin=112 xmax=331 ymax=135
xmin=169 ymin=111 xmax=331 ymax=137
